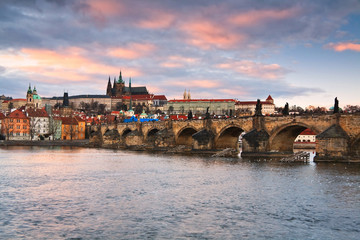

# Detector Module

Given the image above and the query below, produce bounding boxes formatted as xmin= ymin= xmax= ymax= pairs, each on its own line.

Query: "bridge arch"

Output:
xmin=176 ymin=126 xmax=198 ymax=146
xmin=269 ymin=122 xmax=320 ymax=152
xmin=215 ymin=125 xmax=244 ymax=149
xmin=145 ymin=128 xmax=160 ymax=141
xmin=121 ymin=128 xmax=132 ymax=137
xmin=350 ymin=133 xmax=360 ymax=156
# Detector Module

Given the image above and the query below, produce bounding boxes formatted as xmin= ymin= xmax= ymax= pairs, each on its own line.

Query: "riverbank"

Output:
xmin=0 ymin=139 xmax=89 ymax=147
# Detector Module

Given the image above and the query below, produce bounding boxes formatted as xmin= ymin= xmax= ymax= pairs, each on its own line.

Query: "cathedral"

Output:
xmin=106 ymin=71 xmax=149 ymax=97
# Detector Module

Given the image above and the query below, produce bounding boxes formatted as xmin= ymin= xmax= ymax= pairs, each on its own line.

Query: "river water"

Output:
xmin=0 ymin=146 xmax=359 ymax=239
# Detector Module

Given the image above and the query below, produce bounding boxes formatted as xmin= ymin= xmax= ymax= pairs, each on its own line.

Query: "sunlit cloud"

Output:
xmin=325 ymin=42 xmax=360 ymax=52
xmin=217 ymin=60 xmax=290 ymax=80
xmin=218 ymin=87 xmax=249 ymax=97
xmin=181 ymin=20 xmax=246 ymax=49
xmin=136 ymin=10 xmax=175 ymax=29
xmin=229 ymin=8 xmax=299 ymax=27
xmin=170 ymin=79 xmax=221 ymax=88
xmin=107 ymin=43 xmax=156 ymax=59
xmin=80 ymin=0 xmax=125 ymax=25
xmin=0 ymin=48 xmax=142 ymax=83
xmin=161 ymin=55 xmax=199 ymax=68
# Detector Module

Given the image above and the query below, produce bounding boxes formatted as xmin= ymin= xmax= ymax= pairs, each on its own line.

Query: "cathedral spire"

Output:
xmin=106 ymin=76 xmax=112 ymax=96
xmin=129 ymin=77 xmax=132 ymax=110
xmin=187 ymin=89 xmax=191 ymax=100
xmin=118 ymin=70 xmax=124 ymax=84
xmin=183 ymin=89 xmax=187 ymax=100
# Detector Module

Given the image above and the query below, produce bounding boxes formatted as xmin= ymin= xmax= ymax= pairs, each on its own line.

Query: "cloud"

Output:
xmin=107 ymin=43 xmax=156 ymax=59
xmin=76 ymin=0 xmax=125 ymax=26
xmin=217 ymin=60 xmax=291 ymax=80
xmin=325 ymin=42 xmax=360 ymax=52
xmin=0 ymin=47 xmax=142 ymax=83
xmin=229 ymin=8 xmax=299 ymax=27
xmin=180 ymin=20 xmax=246 ymax=49
xmin=161 ymin=55 xmax=199 ymax=68
xmin=169 ymin=79 xmax=221 ymax=89
xmin=135 ymin=10 xmax=175 ymax=29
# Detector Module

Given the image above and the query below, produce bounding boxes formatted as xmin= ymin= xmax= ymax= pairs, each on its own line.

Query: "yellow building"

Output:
xmin=60 ymin=117 xmax=85 ymax=140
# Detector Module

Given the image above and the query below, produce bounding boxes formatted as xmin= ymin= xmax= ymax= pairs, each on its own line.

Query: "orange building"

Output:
xmin=2 ymin=109 xmax=30 ymax=140
xmin=60 ymin=116 xmax=86 ymax=140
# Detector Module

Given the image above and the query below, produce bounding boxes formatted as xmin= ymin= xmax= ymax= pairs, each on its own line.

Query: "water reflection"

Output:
xmin=0 ymin=147 xmax=359 ymax=239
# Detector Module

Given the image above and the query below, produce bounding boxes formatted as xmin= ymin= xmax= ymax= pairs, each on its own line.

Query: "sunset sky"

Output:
xmin=0 ymin=0 xmax=359 ymax=108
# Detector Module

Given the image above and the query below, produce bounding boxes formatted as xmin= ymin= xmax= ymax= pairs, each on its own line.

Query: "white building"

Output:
xmin=294 ymin=129 xmax=316 ymax=142
xmin=26 ymin=108 xmax=52 ymax=140
xmin=235 ymin=95 xmax=275 ymax=116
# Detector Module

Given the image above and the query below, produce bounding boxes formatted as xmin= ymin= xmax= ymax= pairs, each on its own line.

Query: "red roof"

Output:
xmin=61 ymin=117 xmax=78 ymax=125
xmin=266 ymin=95 xmax=273 ymax=101
xmin=235 ymin=101 xmax=273 ymax=105
xmin=26 ymin=108 xmax=49 ymax=118
xmin=169 ymin=99 xmax=236 ymax=103
xmin=11 ymin=99 xmax=27 ymax=102
xmin=0 ymin=112 xmax=5 ymax=119
xmin=153 ymin=95 xmax=167 ymax=100
xmin=299 ymin=129 xmax=316 ymax=135
xmin=7 ymin=109 xmax=29 ymax=119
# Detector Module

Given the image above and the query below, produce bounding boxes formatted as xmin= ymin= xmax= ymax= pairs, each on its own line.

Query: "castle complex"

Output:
xmin=106 ymin=71 xmax=149 ymax=97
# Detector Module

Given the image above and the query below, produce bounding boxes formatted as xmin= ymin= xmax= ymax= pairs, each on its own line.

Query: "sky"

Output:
xmin=0 ymin=0 xmax=360 ymax=108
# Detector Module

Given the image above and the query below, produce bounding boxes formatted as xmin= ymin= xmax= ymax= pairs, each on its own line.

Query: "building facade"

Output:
xmin=235 ymin=95 xmax=275 ymax=116
xmin=167 ymin=99 xmax=236 ymax=116
xmin=1 ymin=109 xmax=30 ymax=140
xmin=27 ymin=108 xmax=51 ymax=140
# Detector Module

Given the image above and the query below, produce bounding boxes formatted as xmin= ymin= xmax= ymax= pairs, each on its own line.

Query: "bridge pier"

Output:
xmin=315 ymin=124 xmax=352 ymax=161
xmin=192 ymin=129 xmax=215 ymax=150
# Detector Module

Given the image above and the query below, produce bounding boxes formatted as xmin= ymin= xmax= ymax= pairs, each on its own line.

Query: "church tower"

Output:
xmin=26 ymin=83 xmax=34 ymax=109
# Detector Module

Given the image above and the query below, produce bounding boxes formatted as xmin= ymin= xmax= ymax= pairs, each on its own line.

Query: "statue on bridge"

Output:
xmin=254 ymin=99 xmax=262 ymax=116
xmin=333 ymin=97 xmax=339 ymax=114
xmin=282 ymin=102 xmax=289 ymax=115
xmin=205 ymin=107 xmax=211 ymax=119
xmin=188 ymin=110 xmax=193 ymax=120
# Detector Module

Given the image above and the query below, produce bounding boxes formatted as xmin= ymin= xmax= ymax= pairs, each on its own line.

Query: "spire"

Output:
xmin=183 ymin=89 xmax=187 ymax=100
xmin=33 ymin=85 xmax=37 ymax=94
xmin=129 ymin=77 xmax=132 ymax=110
xmin=106 ymin=76 xmax=112 ymax=96
xmin=187 ymin=89 xmax=191 ymax=100
xmin=113 ymin=77 xmax=116 ymax=88
xmin=118 ymin=70 xmax=124 ymax=84
xmin=27 ymin=83 xmax=32 ymax=94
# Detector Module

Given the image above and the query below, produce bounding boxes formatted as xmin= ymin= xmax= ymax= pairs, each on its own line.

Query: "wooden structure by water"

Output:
xmin=280 ymin=151 xmax=310 ymax=162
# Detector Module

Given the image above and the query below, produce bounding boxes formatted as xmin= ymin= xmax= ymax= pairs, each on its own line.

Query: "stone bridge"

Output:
xmin=90 ymin=113 xmax=360 ymax=161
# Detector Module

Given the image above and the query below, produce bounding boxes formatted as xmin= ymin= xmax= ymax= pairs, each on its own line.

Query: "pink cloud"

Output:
xmin=325 ymin=42 xmax=360 ymax=52
xmin=82 ymin=0 xmax=125 ymax=25
xmin=181 ymin=20 xmax=246 ymax=49
xmin=170 ymin=79 xmax=221 ymax=89
xmin=0 ymin=47 xmax=142 ymax=83
xmin=136 ymin=10 xmax=175 ymax=29
xmin=108 ymin=43 xmax=156 ymax=59
xmin=217 ymin=60 xmax=289 ymax=80
xmin=218 ymin=87 xmax=249 ymax=97
xmin=230 ymin=8 xmax=298 ymax=27
xmin=161 ymin=55 xmax=199 ymax=68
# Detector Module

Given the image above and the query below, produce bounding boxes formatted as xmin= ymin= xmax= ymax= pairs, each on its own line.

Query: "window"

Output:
xmin=23 ymin=119 xmax=27 ymax=123
xmin=17 ymin=126 xmax=20 ymax=129
xmin=23 ymin=126 xmax=27 ymax=129
xmin=16 ymin=132 xmax=20 ymax=136
xmin=17 ymin=119 xmax=20 ymax=123
xmin=9 ymin=125 xmax=13 ymax=129
xmin=10 ymin=119 xmax=13 ymax=122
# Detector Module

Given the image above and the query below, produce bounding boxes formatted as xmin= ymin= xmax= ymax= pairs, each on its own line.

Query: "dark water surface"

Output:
xmin=0 ymin=147 xmax=359 ymax=239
